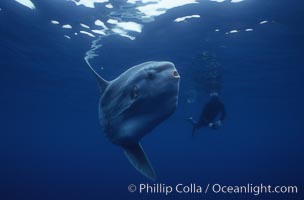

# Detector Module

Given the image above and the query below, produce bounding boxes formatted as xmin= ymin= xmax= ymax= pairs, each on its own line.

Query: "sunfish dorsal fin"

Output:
xmin=85 ymin=58 xmax=109 ymax=94
xmin=123 ymin=143 xmax=156 ymax=181
xmin=95 ymin=75 xmax=108 ymax=94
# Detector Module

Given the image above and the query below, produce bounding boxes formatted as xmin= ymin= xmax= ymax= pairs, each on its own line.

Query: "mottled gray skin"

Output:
xmin=91 ymin=61 xmax=180 ymax=180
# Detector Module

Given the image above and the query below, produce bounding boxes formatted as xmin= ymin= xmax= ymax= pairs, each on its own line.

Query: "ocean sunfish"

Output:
xmin=88 ymin=61 xmax=180 ymax=180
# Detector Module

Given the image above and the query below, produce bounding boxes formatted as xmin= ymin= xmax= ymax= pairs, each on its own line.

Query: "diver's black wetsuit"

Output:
xmin=193 ymin=96 xmax=226 ymax=133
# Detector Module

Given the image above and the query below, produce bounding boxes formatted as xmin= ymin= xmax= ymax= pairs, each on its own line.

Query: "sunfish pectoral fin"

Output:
xmin=123 ymin=143 xmax=156 ymax=181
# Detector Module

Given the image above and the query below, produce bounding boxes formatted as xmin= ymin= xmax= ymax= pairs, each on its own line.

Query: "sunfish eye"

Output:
xmin=146 ymin=71 xmax=154 ymax=80
xmin=130 ymin=85 xmax=139 ymax=99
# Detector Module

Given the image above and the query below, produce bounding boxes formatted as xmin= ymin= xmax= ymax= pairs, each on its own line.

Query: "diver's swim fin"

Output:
xmin=187 ymin=117 xmax=197 ymax=125
xmin=187 ymin=117 xmax=198 ymax=136
xmin=123 ymin=143 xmax=156 ymax=181
xmin=192 ymin=126 xmax=197 ymax=136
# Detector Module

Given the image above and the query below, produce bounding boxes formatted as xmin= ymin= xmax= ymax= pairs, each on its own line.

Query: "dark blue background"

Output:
xmin=0 ymin=0 xmax=303 ymax=199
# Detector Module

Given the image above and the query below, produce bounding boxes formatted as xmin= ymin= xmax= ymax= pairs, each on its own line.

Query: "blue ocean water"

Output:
xmin=0 ymin=0 xmax=303 ymax=199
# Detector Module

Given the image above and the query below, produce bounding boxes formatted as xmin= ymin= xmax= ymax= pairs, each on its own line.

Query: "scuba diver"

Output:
xmin=187 ymin=51 xmax=226 ymax=135
xmin=188 ymin=92 xmax=226 ymax=135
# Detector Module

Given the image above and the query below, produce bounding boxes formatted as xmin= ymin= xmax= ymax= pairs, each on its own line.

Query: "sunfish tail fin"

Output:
xmin=123 ymin=143 xmax=156 ymax=181
xmin=84 ymin=57 xmax=108 ymax=94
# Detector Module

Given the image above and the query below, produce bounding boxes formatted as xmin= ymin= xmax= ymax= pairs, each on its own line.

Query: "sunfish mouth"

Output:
xmin=172 ymin=70 xmax=180 ymax=79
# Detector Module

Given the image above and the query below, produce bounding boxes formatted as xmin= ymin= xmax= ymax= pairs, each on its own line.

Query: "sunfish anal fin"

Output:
xmin=123 ymin=143 xmax=156 ymax=181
